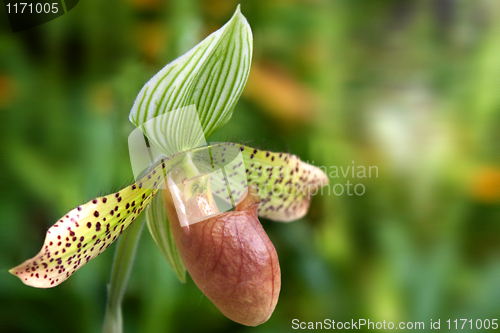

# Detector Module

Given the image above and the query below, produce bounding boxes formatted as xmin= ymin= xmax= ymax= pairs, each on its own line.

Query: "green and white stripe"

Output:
xmin=129 ymin=6 xmax=252 ymax=156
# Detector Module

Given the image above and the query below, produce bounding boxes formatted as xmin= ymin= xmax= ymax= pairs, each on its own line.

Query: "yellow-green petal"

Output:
xmin=9 ymin=161 xmax=174 ymax=288
xmin=191 ymin=143 xmax=329 ymax=222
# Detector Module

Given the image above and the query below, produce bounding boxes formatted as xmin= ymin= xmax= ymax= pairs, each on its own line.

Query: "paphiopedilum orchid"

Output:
xmin=10 ymin=6 xmax=328 ymax=328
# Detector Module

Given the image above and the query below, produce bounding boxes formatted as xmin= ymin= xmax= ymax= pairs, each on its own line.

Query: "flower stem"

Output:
xmin=102 ymin=217 xmax=145 ymax=333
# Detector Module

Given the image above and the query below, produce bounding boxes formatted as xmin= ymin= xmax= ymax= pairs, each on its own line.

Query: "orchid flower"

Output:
xmin=10 ymin=6 xmax=328 ymax=327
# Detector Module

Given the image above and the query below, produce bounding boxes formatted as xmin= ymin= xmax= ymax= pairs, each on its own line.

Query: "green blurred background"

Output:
xmin=1 ymin=0 xmax=499 ymax=332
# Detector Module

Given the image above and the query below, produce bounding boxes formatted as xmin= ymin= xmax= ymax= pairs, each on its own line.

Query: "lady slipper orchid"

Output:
xmin=164 ymin=182 xmax=280 ymax=326
xmin=10 ymin=6 xmax=328 ymax=328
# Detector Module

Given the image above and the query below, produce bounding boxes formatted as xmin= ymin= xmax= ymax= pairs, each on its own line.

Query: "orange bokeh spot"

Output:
xmin=471 ymin=166 xmax=500 ymax=203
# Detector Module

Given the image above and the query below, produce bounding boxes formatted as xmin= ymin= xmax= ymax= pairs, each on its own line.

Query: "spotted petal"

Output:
xmin=242 ymin=147 xmax=328 ymax=221
xmin=190 ymin=144 xmax=329 ymax=222
xmin=9 ymin=159 xmax=180 ymax=288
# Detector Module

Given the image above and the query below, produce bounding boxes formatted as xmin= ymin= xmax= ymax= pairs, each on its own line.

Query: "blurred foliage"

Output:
xmin=0 ymin=0 xmax=499 ymax=332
